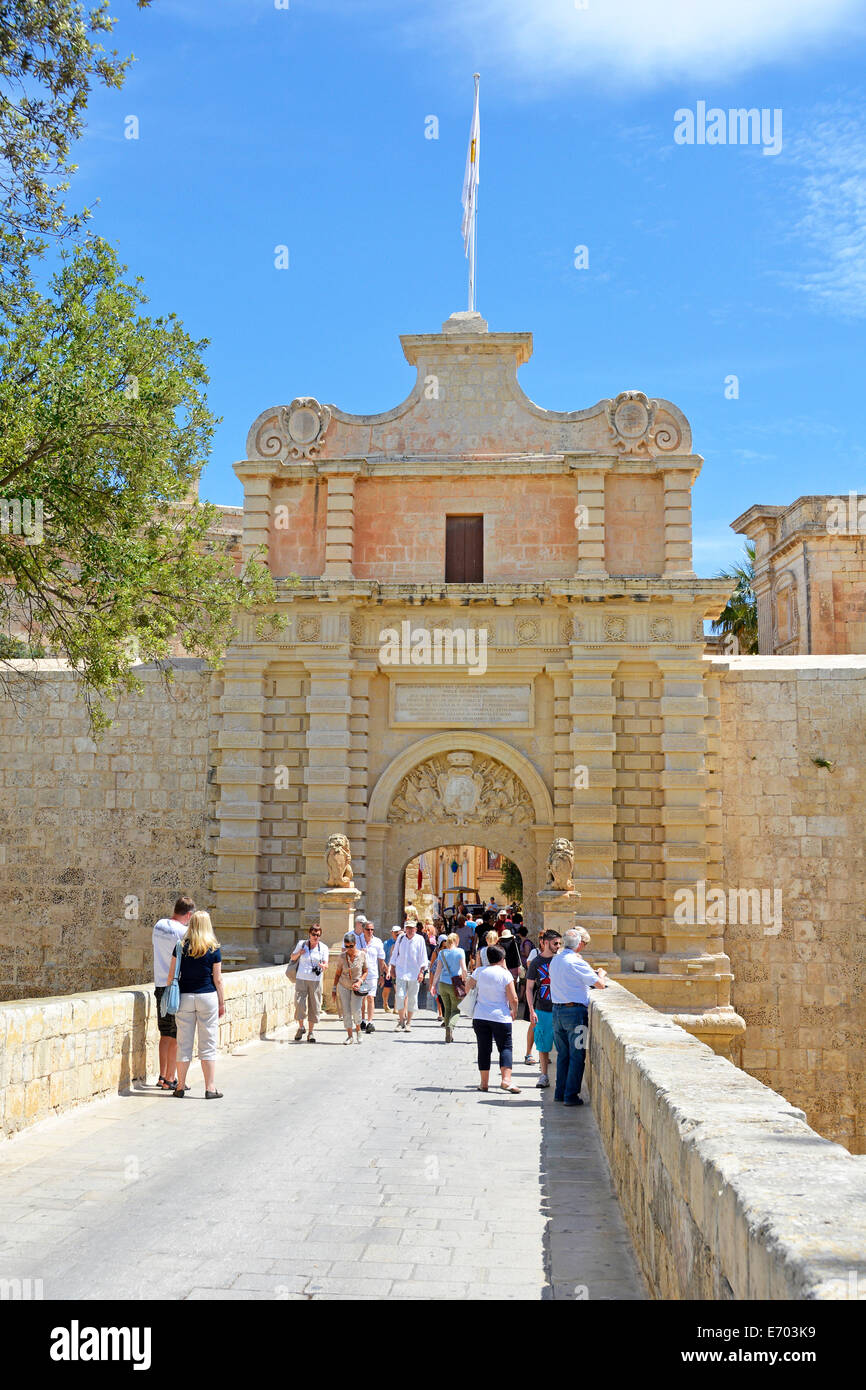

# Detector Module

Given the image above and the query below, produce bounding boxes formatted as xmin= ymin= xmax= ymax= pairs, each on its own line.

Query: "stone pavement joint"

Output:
xmin=0 ymin=1009 xmax=646 ymax=1301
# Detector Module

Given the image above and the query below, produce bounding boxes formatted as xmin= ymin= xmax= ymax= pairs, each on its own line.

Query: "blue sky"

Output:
xmin=71 ymin=0 xmax=866 ymax=572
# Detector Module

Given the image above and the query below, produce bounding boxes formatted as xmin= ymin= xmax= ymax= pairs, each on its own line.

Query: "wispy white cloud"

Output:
xmin=396 ymin=0 xmax=865 ymax=89
xmin=782 ymin=102 xmax=866 ymax=318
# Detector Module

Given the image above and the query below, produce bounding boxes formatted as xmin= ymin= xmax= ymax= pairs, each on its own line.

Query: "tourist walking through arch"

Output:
xmin=289 ymin=923 xmax=328 ymax=1042
xmin=387 ymin=919 xmax=428 ymax=1032
xmin=430 ymin=931 xmax=468 ymax=1042
xmin=468 ymin=945 xmax=520 ymax=1093
xmin=332 ymin=933 xmax=368 ymax=1044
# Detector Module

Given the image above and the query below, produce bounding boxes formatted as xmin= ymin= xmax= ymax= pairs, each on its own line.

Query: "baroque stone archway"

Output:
xmin=364 ymin=733 xmax=554 ymax=932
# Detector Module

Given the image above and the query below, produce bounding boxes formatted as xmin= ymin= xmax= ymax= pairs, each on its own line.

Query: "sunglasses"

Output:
xmin=310 ymin=930 xmax=322 ymax=936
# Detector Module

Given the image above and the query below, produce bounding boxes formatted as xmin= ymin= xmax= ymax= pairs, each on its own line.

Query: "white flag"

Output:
xmin=461 ymin=78 xmax=480 ymax=255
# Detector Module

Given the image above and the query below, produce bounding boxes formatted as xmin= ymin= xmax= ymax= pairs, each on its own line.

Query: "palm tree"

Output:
xmin=712 ymin=541 xmax=759 ymax=653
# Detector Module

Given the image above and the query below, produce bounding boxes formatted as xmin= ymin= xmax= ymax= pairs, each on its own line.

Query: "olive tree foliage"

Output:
xmin=0 ymin=3 xmax=285 ymax=724
xmin=0 ymin=1 xmax=150 ymax=289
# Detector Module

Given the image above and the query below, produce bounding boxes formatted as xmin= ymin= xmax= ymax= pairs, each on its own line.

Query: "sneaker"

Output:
xmin=535 ymin=1075 xmax=550 ymax=1088
xmin=396 ymin=1019 xmax=405 ymax=1031
xmin=564 ymin=1097 xmax=584 ymax=1107
xmin=294 ymin=1028 xmax=305 ymax=1042
xmin=524 ymin=1054 xmax=536 ymax=1065
xmin=404 ymin=1023 xmax=412 ymax=1033
xmin=366 ymin=1022 xmax=376 ymax=1033
xmin=343 ymin=1037 xmax=354 ymax=1046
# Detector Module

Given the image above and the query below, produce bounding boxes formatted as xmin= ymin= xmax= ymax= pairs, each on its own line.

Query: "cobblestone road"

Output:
xmin=0 ymin=1006 xmax=645 ymax=1300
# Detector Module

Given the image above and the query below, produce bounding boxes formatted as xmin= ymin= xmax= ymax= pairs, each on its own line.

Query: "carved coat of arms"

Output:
xmin=437 ymin=753 xmax=483 ymax=820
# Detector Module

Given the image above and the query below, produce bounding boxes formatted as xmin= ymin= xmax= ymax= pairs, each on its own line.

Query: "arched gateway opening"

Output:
xmin=363 ymin=733 xmax=554 ymax=934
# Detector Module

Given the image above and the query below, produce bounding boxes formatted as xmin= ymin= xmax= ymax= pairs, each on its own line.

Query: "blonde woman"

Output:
xmin=479 ymin=929 xmax=499 ymax=967
xmin=166 ymin=910 xmax=225 ymax=1099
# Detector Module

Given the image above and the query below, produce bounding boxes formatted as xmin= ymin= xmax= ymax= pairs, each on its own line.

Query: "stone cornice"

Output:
xmin=268 ymin=577 xmax=732 ymax=605
xmin=235 ymin=453 xmax=704 ymax=482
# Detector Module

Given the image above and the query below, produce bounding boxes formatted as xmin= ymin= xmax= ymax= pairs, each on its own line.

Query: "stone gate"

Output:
xmin=211 ymin=310 xmax=744 ymax=1056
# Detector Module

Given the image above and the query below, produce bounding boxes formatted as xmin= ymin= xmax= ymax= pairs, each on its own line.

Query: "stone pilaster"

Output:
xmin=301 ymin=660 xmax=354 ymax=923
xmin=574 ymin=469 xmax=607 ymax=577
xmin=567 ymin=660 xmax=618 ymax=968
xmin=211 ymin=659 xmax=268 ymax=962
xmin=348 ymin=664 xmax=374 ymax=907
xmin=662 ymin=471 xmax=694 ymax=578
xmin=241 ymin=476 xmax=271 ymax=565
xmin=323 ymin=474 xmax=355 ymax=579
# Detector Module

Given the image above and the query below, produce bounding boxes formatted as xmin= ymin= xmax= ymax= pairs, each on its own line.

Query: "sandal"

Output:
xmin=477 ymin=1085 xmax=488 ymax=1092
xmin=157 ymin=1074 xmax=177 ymax=1090
xmin=500 ymin=1083 xmax=521 ymax=1093
xmin=173 ymin=1087 xmax=188 ymax=1098
xmin=205 ymin=1090 xmax=224 ymax=1099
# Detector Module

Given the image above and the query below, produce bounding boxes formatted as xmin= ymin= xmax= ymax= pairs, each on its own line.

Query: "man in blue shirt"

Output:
xmin=548 ymin=927 xmax=608 ymax=1106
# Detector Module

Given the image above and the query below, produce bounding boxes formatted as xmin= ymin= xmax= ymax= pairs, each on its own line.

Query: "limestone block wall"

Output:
xmin=714 ymin=656 xmax=866 ymax=1153
xmin=588 ymin=984 xmax=866 ymax=1299
xmin=0 ymin=661 xmax=214 ymax=1001
xmin=0 ymin=966 xmax=294 ymax=1140
xmin=612 ymin=664 xmax=665 ymax=963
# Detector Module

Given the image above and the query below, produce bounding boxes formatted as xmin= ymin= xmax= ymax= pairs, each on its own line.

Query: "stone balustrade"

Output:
xmin=0 ymin=967 xmax=295 ymax=1140
xmin=587 ymin=983 xmax=866 ymax=1299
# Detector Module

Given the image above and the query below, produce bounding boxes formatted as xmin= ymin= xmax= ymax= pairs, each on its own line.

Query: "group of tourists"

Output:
xmin=289 ymin=904 xmax=608 ymax=1100
xmin=151 ymin=897 xmax=607 ymax=1104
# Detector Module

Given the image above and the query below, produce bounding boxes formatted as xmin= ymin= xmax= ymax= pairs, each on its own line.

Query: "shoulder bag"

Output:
xmin=160 ymin=941 xmax=183 ymax=1018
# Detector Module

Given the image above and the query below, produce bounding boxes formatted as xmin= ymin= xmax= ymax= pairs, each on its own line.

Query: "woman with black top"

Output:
xmin=168 ymin=910 xmax=225 ymax=1099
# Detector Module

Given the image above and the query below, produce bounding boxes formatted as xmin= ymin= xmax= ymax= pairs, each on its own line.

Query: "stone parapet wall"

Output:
xmin=0 ymin=660 xmax=215 ymax=1001
xmin=588 ymin=984 xmax=866 ymax=1299
xmin=714 ymin=656 xmax=866 ymax=1153
xmin=0 ymin=966 xmax=294 ymax=1140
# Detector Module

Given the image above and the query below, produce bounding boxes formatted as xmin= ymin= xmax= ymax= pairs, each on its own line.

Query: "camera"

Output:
xmin=311 ymin=964 xmax=322 ymax=976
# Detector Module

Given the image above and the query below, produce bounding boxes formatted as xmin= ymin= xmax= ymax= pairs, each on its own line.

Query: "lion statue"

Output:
xmin=546 ymin=837 xmax=575 ymax=892
xmin=325 ymin=833 xmax=354 ymax=888
xmin=403 ymin=904 xmax=420 ymax=926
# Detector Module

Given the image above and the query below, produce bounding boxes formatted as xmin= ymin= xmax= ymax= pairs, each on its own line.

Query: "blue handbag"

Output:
xmin=160 ymin=941 xmax=183 ymax=1018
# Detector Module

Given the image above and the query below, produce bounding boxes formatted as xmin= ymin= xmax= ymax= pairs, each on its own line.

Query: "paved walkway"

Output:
xmin=0 ymin=1007 xmax=645 ymax=1301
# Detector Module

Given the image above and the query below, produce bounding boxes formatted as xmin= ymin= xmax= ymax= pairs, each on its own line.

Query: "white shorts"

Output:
xmin=394 ymin=978 xmax=420 ymax=1012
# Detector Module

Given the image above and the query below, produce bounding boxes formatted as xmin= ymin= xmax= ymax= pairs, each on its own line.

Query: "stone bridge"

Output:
xmin=1 ymin=969 xmax=863 ymax=1301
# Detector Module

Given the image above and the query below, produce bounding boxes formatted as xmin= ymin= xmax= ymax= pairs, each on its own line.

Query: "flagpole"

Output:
xmin=468 ymin=72 xmax=480 ymax=313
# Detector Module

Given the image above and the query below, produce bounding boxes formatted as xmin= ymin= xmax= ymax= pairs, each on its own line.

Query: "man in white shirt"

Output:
xmin=386 ymin=920 xmax=429 ymax=1032
xmin=548 ymin=927 xmax=608 ymax=1107
xmin=152 ymin=896 xmax=195 ymax=1089
xmin=289 ymin=924 xmax=330 ymax=1042
xmin=359 ymin=921 xmax=385 ymax=1034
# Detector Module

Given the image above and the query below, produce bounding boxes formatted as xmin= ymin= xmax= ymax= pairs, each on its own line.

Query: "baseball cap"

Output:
xmin=355 ymin=914 xmax=368 ymax=926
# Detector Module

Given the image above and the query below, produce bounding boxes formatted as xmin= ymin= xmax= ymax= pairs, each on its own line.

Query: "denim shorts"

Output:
xmin=533 ymin=1008 xmax=554 ymax=1054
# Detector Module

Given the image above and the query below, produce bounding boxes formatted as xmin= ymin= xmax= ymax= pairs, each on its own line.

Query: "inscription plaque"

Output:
xmin=392 ymin=683 xmax=532 ymax=728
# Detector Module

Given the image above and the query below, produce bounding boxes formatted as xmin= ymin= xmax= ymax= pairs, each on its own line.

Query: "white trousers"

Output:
xmin=177 ymin=992 xmax=219 ymax=1062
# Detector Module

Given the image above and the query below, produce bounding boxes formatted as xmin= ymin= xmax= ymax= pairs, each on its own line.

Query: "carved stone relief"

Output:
xmin=388 ymin=750 xmax=534 ymax=827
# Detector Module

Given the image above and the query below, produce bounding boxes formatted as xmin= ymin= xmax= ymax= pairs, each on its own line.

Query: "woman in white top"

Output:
xmin=478 ymin=929 xmax=499 ymax=967
xmin=468 ymin=944 xmax=520 ymax=1093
